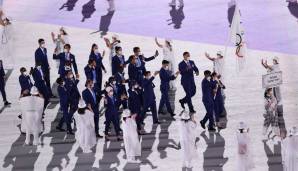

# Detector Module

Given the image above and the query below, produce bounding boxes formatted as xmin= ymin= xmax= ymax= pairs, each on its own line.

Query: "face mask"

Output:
xmin=165 ymin=66 xmax=169 ymax=70
xmin=146 ymin=75 xmax=152 ymax=79
xmin=69 ymin=74 xmax=74 ymax=78
xmin=94 ymin=49 xmax=99 ymax=54
xmin=23 ymin=71 xmax=27 ymax=76
xmin=64 ymin=49 xmax=68 ymax=53
xmin=118 ymin=51 xmax=123 ymax=55
xmin=207 ymin=76 xmax=211 ymax=81
xmin=187 ymin=57 xmax=190 ymax=61
xmin=37 ymin=66 xmax=41 ymax=70
xmin=62 ymin=82 xmax=65 ymax=86
xmin=134 ymin=85 xmax=139 ymax=89
xmin=41 ymin=43 xmax=45 ymax=48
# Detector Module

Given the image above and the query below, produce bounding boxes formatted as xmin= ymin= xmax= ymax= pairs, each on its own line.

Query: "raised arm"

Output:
xmin=144 ymin=50 xmax=159 ymax=62
xmin=103 ymin=37 xmax=112 ymax=49
xmin=155 ymin=37 xmax=163 ymax=48
xmin=205 ymin=52 xmax=215 ymax=61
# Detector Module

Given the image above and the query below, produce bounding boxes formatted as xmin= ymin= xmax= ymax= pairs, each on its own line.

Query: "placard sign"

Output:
xmin=262 ymin=71 xmax=282 ymax=88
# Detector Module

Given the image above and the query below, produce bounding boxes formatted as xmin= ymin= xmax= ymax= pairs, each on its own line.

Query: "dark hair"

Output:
xmin=204 ymin=70 xmax=211 ymax=76
xmin=85 ymin=79 xmax=93 ymax=87
xmin=133 ymin=47 xmax=140 ymax=53
xmin=162 ymin=60 xmax=169 ymax=65
xmin=91 ymin=43 xmax=97 ymax=53
xmin=264 ymin=88 xmax=273 ymax=98
xmin=78 ymin=107 xmax=86 ymax=114
xmin=88 ymin=59 xmax=95 ymax=65
xmin=20 ymin=67 xmax=26 ymax=73
xmin=115 ymin=46 xmax=122 ymax=52
xmin=144 ymin=71 xmax=151 ymax=76
xmin=38 ymin=39 xmax=44 ymax=44
xmin=64 ymin=44 xmax=71 ymax=49
xmin=36 ymin=61 xmax=42 ymax=67
xmin=56 ymin=77 xmax=64 ymax=85
xmin=108 ymin=76 xmax=115 ymax=83
xmin=183 ymin=52 xmax=189 ymax=57
xmin=129 ymin=55 xmax=135 ymax=63
xmin=211 ymin=72 xmax=217 ymax=77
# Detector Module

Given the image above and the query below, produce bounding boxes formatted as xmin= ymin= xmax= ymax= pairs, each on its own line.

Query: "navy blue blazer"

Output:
xmin=54 ymin=52 xmax=78 ymax=75
xmin=32 ymin=68 xmax=49 ymax=98
xmin=134 ymin=55 xmax=155 ymax=75
xmin=0 ymin=65 xmax=5 ymax=84
xmin=142 ymin=77 xmax=156 ymax=104
xmin=178 ymin=60 xmax=199 ymax=85
xmin=82 ymin=88 xmax=98 ymax=114
xmin=111 ymin=55 xmax=129 ymax=75
xmin=35 ymin=48 xmax=49 ymax=72
xmin=128 ymin=64 xmax=142 ymax=85
xmin=84 ymin=65 xmax=96 ymax=82
xmin=64 ymin=78 xmax=80 ymax=103
xmin=115 ymin=72 xmax=127 ymax=96
xmin=19 ymin=74 xmax=33 ymax=93
xmin=201 ymin=78 xmax=215 ymax=103
xmin=128 ymin=89 xmax=142 ymax=114
xmin=104 ymin=95 xmax=119 ymax=116
xmin=58 ymin=85 xmax=68 ymax=108
xmin=89 ymin=52 xmax=105 ymax=77
xmin=159 ymin=68 xmax=176 ymax=92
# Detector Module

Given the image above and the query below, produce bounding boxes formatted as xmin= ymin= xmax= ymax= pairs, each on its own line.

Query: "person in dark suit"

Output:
xmin=211 ymin=72 xmax=225 ymax=125
xmin=132 ymin=47 xmax=159 ymax=78
xmin=89 ymin=43 xmax=106 ymax=97
xmin=128 ymin=80 xmax=143 ymax=133
xmin=200 ymin=70 xmax=216 ymax=131
xmin=64 ymin=70 xmax=81 ymax=126
xmin=82 ymin=79 xmax=103 ymax=138
xmin=84 ymin=59 xmax=98 ymax=92
xmin=142 ymin=71 xmax=160 ymax=124
xmin=178 ymin=52 xmax=199 ymax=113
xmin=112 ymin=46 xmax=129 ymax=75
xmin=128 ymin=55 xmax=143 ymax=86
xmin=54 ymin=44 xmax=79 ymax=78
xmin=35 ymin=39 xmax=53 ymax=97
xmin=56 ymin=77 xmax=73 ymax=134
xmin=114 ymin=66 xmax=128 ymax=109
xmin=31 ymin=62 xmax=49 ymax=111
xmin=158 ymin=60 xmax=179 ymax=117
xmin=0 ymin=60 xmax=10 ymax=106
xmin=18 ymin=67 xmax=33 ymax=97
xmin=104 ymin=86 xmax=122 ymax=141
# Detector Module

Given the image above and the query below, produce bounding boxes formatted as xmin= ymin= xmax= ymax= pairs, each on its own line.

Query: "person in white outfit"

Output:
xmin=169 ymin=0 xmax=184 ymax=7
xmin=104 ymin=34 xmax=121 ymax=74
xmin=205 ymin=51 xmax=224 ymax=76
xmin=122 ymin=109 xmax=141 ymax=163
xmin=155 ymin=37 xmax=176 ymax=90
xmin=20 ymin=86 xmax=44 ymax=145
xmin=74 ymin=99 xmax=97 ymax=153
xmin=282 ymin=126 xmax=298 ymax=171
xmin=178 ymin=110 xmax=197 ymax=168
xmin=236 ymin=121 xmax=255 ymax=171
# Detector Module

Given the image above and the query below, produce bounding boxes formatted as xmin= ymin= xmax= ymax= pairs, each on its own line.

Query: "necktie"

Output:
xmin=91 ymin=90 xmax=96 ymax=103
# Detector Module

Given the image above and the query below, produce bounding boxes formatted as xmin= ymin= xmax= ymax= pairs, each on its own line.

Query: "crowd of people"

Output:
xmin=0 ymin=4 xmax=297 ymax=168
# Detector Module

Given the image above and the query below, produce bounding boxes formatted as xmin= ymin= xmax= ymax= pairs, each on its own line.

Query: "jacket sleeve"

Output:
xmin=192 ymin=61 xmax=199 ymax=73
xmin=72 ymin=55 xmax=79 ymax=74
xmin=143 ymin=55 xmax=155 ymax=62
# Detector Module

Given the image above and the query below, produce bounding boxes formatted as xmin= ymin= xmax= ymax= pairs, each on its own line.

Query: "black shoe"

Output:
xmin=200 ymin=120 xmax=206 ymax=129
xmin=18 ymin=114 xmax=22 ymax=119
xmin=96 ymin=134 xmax=103 ymax=138
xmin=4 ymin=101 xmax=11 ymax=106
xmin=56 ymin=126 xmax=65 ymax=132
xmin=158 ymin=111 xmax=166 ymax=115
xmin=179 ymin=99 xmax=185 ymax=109
xmin=208 ymin=127 xmax=216 ymax=132
xmin=153 ymin=121 xmax=161 ymax=124
xmin=190 ymin=109 xmax=196 ymax=113
xmin=117 ymin=137 xmax=123 ymax=141
xmin=170 ymin=113 xmax=176 ymax=117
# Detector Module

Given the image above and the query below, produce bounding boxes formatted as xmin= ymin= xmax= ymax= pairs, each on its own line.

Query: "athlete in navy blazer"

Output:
xmin=19 ymin=67 xmax=33 ymax=96
xmin=111 ymin=46 xmax=129 ymax=75
xmin=0 ymin=60 xmax=10 ymax=106
xmin=178 ymin=52 xmax=199 ymax=113
xmin=35 ymin=39 xmax=52 ymax=96
xmin=54 ymin=44 xmax=78 ymax=77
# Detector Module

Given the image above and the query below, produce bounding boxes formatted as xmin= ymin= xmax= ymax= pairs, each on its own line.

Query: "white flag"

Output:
xmin=230 ymin=3 xmax=247 ymax=72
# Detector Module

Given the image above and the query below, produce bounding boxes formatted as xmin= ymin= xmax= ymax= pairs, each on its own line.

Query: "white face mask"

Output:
xmin=94 ymin=49 xmax=99 ymax=54
xmin=165 ymin=66 xmax=169 ymax=70
xmin=64 ymin=49 xmax=68 ymax=53
xmin=69 ymin=74 xmax=74 ymax=78
xmin=37 ymin=66 xmax=41 ymax=70
xmin=23 ymin=71 xmax=27 ymax=76
xmin=108 ymin=91 xmax=114 ymax=96
xmin=207 ymin=76 xmax=211 ymax=81
xmin=118 ymin=51 xmax=123 ymax=55
xmin=134 ymin=85 xmax=139 ymax=89
xmin=41 ymin=43 xmax=45 ymax=48
xmin=112 ymin=81 xmax=116 ymax=85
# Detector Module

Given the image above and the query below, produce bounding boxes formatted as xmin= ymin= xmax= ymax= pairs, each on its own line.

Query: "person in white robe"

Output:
xmin=205 ymin=51 xmax=224 ymax=77
xmin=236 ymin=121 xmax=255 ymax=171
xmin=20 ymin=86 xmax=44 ymax=145
xmin=122 ymin=109 xmax=141 ymax=163
xmin=74 ymin=99 xmax=97 ymax=153
xmin=155 ymin=37 xmax=176 ymax=90
xmin=178 ymin=110 xmax=197 ymax=168
xmin=282 ymin=126 xmax=298 ymax=171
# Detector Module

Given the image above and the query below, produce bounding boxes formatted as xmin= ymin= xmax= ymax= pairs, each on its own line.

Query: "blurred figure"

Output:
xmin=107 ymin=0 xmax=115 ymax=12
xmin=236 ymin=122 xmax=254 ymax=171
xmin=0 ymin=60 xmax=10 ymax=106
xmin=169 ymin=0 xmax=184 ymax=7
xmin=263 ymin=88 xmax=279 ymax=139
xmin=51 ymin=27 xmax=69 ymax=69
xmin=282 ymin=126 xmax=298 ymax=171
xmin=74 ymin=99 xmax=97 ymax=153
xmin=122 ymin=109 xmax=141 ymax=163
xmin=205 ymin=51 xmax=224 ymax=76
